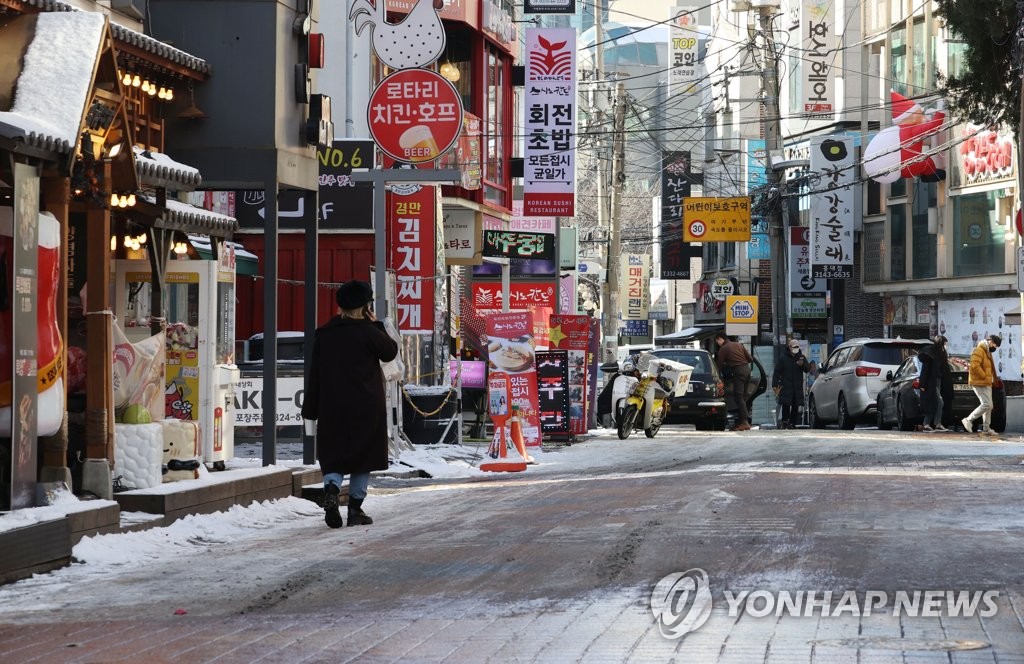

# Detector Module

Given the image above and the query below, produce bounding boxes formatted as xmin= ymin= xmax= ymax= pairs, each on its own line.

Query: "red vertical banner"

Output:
xmin=387 ymin=185 xmax=437 ymax=332
xmin=485 ymin=311 xmax=542 ymax=447
xmin=528 ymin=305 xmax=553 ymax=349
xmin=548 ymin=314 xmax=592 ymax=435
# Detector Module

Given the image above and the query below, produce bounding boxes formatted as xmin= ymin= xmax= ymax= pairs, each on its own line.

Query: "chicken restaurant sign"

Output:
xmin=353 ymin=0 xmax=464 ymax=164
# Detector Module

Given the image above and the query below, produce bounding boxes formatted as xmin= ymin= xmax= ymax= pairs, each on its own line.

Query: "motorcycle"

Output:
xmin=611 ymin=355 xmax=690 ymax=440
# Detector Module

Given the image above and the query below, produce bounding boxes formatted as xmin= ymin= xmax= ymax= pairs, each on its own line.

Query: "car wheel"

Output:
xmin=896 ymin=400 xmax=914 ymax=432
xmin=877 ymin=406 xmax=892 ymax=431
xmin=838 ymin=395 xmax=856 ymax=430
xmin=808 ymin=397 xmax=825 ymax=429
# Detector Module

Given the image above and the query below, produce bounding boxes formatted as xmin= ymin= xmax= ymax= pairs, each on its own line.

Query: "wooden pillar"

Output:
xmin=39 ymin=175 xmax=69 ymax=475
xmin=84 ymin=165 xmax=113 ymax=462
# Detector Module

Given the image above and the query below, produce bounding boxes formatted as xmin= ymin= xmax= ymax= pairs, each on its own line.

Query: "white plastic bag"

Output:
xmin=380 ymin=317 xmax=405 ymax=382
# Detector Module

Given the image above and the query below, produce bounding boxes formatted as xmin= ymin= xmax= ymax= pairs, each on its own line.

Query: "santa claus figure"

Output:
xmin=863 ymin=91 xmax=946 ymax=183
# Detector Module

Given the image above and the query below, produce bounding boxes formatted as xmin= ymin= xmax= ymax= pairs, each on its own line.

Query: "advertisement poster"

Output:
xmin=938 ymin=298 xmax=1022 ymax=381
xmin=10 ymin=164 xmax=39 ymax=509
xmin=549 ymin=314 xmax=592 ymax=435
xmin=535 ymin=350 xmax=570 ymax=435
xmin=485 ymin=311 xmax=542 ymax=446
xmin=809 ymin=135 xmax=855 ymax=279
xmin=388 ymin=185 xmax=437 ymax=332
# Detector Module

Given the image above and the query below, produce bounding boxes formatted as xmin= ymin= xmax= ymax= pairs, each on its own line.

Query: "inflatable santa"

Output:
xmin=863 ymin=91 xmax=946 ymax=184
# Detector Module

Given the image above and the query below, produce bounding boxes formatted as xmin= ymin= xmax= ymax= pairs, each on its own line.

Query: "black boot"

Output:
xmin=347 ymin=497 xmax=373 ymax=526
xmin=323 ymin=483 xmax=344 ymax=529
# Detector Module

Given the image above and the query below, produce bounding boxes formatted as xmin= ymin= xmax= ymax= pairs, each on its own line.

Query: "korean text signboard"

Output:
xmin=482 ymin=229 xmax=556 ymax=261
xmin=789 ymin=227 xmax=826 ymax=319
xmin=810 ymin=136 xmax=854 ymax=279
xmin=472 ymin=282 xmax=557 ymax=311
xmin=669 ymin=6 xmax=701 ymax=95
xmin=523 ymin=28 xmax=576 ymax=216
xmin=524 ymin=0 xmax=576 ymax=13
xmin=620 ymin=254 xmax=650 ymax=337
xmin=801 ymin=0 xmax=835 ymax=118
xmin=535 ymin=350 xmax=571 ymax=436
xmin=548 ymin=314 xmax=592 ymax=435
xmin=683 ymin=197 xmax=752 ymax=242
xmin=388 ymin=185 xmax=437 ymax=331
xmin=442 ymin=208 xmax=482 ymax=266
xmin=368 ymin=68 xmax=464 ymax=164
xmin=661 ymin=151 xmax=694 ymax=279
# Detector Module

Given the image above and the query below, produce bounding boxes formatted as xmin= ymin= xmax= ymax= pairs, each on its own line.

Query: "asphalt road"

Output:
xmin=4 ymin=425 xmax=1024 ymax=663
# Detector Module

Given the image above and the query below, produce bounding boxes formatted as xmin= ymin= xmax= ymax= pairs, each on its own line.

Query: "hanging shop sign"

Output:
xmin=711 ymin=277 xmax=735 ymax=302
xmin=660 ymin=150 xmax=695 ymax=279
xmin=953 ymin=125 xmax=1016 ymax=188
xmin=682 ymin=197 xmax=751 ymax=242
xmin=442 ymin=208 xmax=482 ymax=266
xmin=620 ymin=254 xmax=650 ymax=336
xmin=472 ymin=282 xmax=557 ymax=311
xmin=789 ymin=227 xmax=826 ymax=319
xmin=669 ymin=5 xmax=701 ymax=95
xmin=800 ymin=0 xmax=835 ymax=118
xmin=387 ymin=185 xmax=437 ymax=331
xmin=367 ymin=68 xmax=464 ymax=164
xmin=482 ymin=229 xmax=555 ymax=261
xmin=524 ymin=0 xmax=576 ymax=14
xmin=523 ymin=27 xmax=576 ymax=217
xmin=809 ymin=135 xmax=855 ymax=279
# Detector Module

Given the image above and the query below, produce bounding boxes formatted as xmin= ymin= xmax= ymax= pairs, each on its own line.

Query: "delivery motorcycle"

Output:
xmin=611 ymin=355 xmax=689 ymax=440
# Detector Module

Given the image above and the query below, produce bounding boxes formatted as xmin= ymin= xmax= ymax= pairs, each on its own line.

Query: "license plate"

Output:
xmin=953 ymin=384 xmax=972 ymax=391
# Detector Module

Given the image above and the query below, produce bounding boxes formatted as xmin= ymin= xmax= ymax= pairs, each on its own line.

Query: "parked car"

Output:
xmin=808 ymin=338 xmax=931 ymax=429
xmin=876 ymin=353 xmax=1007 ymax=432
xmin=648 ymin=348 xmax=726 ymax=430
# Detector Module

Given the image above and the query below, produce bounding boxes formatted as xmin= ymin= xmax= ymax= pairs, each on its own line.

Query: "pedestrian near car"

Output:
xmin=301 ymin=280 xmax=399 ymax=528
xmin=962 ymin=334 xmax=1000 ymax=435
xmin=918 ymin=336 xmax=948 ymax=431
xmin=715 ymin=331 xmax=754 ymax=431
xmin=773 ymin=340 xmax=810 ymax=429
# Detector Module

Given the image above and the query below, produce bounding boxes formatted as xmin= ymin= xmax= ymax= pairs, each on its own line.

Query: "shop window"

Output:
xmin=863 ymin=221 xmax=884 ymax=282
xmin=889 ymin=203 xmax=906 ymax=281
xmin=889 ymin=177 xmax=906 ymax=200
xmin=890 ymin=25 xmax=907 ymax=94
xmin=482 ymin=45 xmax=509 ymax=207
xmin=442 ymin=30 xmax=473 ymax=111
xmin=910 ymin=19 xmax=935 ymax=95
xmin=947 ymin=41 xmax=967 ymax=79
xmin=911 ymin=180 xmax=936 ymax=279
xmin=953 ymin=191 xmax=1006 ymax=276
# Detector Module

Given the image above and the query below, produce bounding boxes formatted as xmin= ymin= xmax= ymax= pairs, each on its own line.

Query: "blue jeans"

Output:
xmin=324 ymin=472 xmax=370 ymax=501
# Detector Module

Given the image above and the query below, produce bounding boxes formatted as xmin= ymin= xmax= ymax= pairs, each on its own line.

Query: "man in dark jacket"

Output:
xmin=302 ymin=280 xmax=399 ymax=528
xmin=772 ymin=339 xmax=810 ymax=428
xmin=918 ymin=336 xmax=948 ymax=431
xmin=714 ymin=331 xmax=754 ymax=431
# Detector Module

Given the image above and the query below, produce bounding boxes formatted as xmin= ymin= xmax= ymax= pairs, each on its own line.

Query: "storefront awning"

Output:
xmin=655 ymin=324 xmax=723 ymax=345
xmin=140 ymin=195 xmax=239 ymax=237
xmin=188 ymin=235 xmax=259 ymax=277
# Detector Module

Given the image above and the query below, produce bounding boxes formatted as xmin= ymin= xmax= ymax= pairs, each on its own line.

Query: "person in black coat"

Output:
xmin=920 ymin=335 xmax=951 ymax=431
xmin=772 ymin=340 xmax=810 ymax=428
xmin=302 ymin=280 xmax=399 ymax=529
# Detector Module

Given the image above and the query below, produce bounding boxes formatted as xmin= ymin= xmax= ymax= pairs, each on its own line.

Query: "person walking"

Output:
xmin=302 ymin=280 xmax=399 ymax=528
xmin=962 ymin=334 xmax=1000 ymax=435
xmin=715 ymin=331 xmax=754 ymax=431
xmin=772 ymin=339 xmax=810 ymax=429
xmin=918 ymin=336 xmax=948 ymax=431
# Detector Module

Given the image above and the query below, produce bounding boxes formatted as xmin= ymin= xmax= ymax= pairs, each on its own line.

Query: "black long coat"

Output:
xmin=301 ymin=316 xmax=399 ymax=475
xmin=772 ymin=350 xmax=810 ymax=405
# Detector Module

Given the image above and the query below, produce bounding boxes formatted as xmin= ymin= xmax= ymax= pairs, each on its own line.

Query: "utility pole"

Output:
xmin=604 ymin=82 xmax=626 ymax=358
xmin=758 ymin=5 xmax=787 ymax=348
xmin=591 ymin=1 xmax=615 ymax=361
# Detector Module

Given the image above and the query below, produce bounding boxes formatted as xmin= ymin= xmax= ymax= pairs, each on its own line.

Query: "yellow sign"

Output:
xmin=725 ymin=295 xmax=758 ymax=336
xmin=683 ymin=197 xmax=752 ymax=242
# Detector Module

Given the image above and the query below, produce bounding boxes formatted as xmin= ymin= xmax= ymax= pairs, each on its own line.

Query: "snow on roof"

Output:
xmin=133 ymin=146 xmax=202 ymax=189
xmin=140 ymin=194 xmax=239 ymax=236
xmin=0 ymin=12 xmax=105 ymax=151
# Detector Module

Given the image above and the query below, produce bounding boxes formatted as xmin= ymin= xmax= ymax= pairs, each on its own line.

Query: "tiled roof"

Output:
xmin=142 ymin=195 xmax=239 ymax=237
xmin=16 ymin=0 xmax=210 ymax=75
xmin=134 ymin=146 xmax=202 ymax=190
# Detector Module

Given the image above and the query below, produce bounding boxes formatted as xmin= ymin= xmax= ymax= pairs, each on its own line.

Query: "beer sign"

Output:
xmin=367 ymin=68 xmax=464 ymax=164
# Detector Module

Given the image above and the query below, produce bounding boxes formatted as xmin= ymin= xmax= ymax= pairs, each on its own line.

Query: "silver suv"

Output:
xmin=808 ymin=338 xmax=931 ymax=429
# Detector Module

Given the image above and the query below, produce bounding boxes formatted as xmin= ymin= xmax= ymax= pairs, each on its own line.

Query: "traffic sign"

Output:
xmin=367 ymin=69 xmax=464 ymax=164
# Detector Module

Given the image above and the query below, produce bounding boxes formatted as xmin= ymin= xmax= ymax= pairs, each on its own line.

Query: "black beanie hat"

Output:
xmin=336 ymin=280 xmax=373 ymax=310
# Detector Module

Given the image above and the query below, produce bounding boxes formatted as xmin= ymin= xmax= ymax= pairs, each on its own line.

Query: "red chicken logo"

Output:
xmin=349 ymin=0 xmax=446 ymax=70
xmin=529 ymin=35 xmax=572 ymax=78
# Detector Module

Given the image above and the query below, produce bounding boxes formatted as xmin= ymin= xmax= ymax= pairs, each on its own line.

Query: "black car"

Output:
xmin=648 ymin=348 xmax=727 ymax=430
xmin=876 ymin=354 xmax=1006 ymax=432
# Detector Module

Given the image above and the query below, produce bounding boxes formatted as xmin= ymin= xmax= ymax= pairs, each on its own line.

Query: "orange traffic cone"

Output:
xmin=480 ymin=413 xmax=527 ymax=473
xmin=509 ymin=406 xmax=535 ymax=464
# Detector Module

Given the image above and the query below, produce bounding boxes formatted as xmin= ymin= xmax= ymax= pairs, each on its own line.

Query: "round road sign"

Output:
xmin=687 ymin=219 xmax=706 ymax=239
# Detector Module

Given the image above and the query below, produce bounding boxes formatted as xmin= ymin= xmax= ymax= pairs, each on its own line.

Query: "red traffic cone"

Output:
xmin=480 ymin=412 xmax=527 ymax=473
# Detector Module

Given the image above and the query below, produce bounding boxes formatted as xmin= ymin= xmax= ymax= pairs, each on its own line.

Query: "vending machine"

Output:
xmin=113 ymin=248 xmax=240 ymax=468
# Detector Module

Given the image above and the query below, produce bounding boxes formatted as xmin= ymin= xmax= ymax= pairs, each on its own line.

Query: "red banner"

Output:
xmin=486 ymin=311 xmax=542 ymax=447
xmin=548 ymin=314 xmax=592 ymax=435
xmin=472 ymin=282 xmax=557 ymax=311
xmin=387 ymin=185 xmax=436 ymax=332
